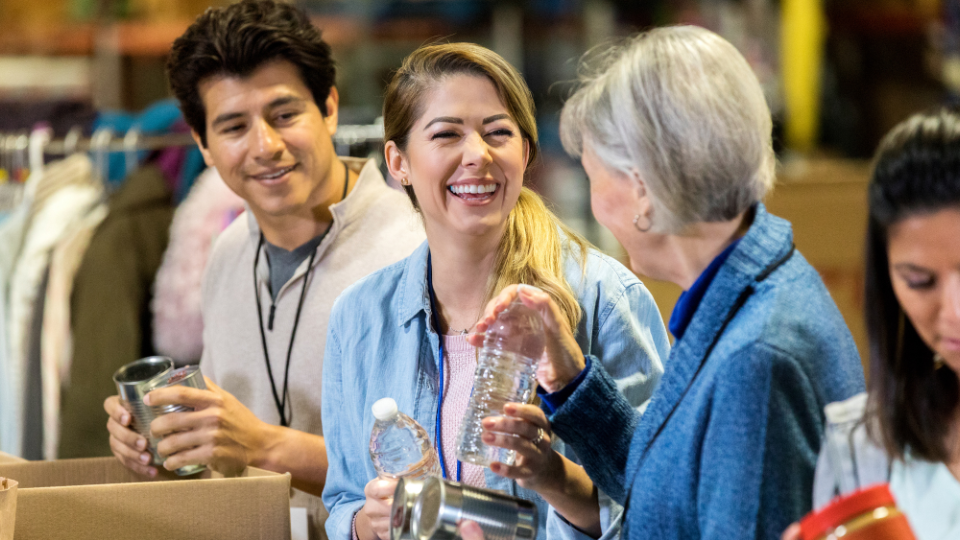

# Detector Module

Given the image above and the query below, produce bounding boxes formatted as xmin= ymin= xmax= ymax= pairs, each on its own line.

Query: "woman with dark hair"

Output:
xmin=781 ymin=107 xmax=960 ymax=539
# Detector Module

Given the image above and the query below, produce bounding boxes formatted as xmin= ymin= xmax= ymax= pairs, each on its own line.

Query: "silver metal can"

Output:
xmin=112 ymin=359 xmax=208 ymax=476
xmin=143 ymin=365 xmax=208 ymax=476
xmin=113 ymin=356 xmax=174 ymax=464
xmin=409 ymin=477 xmax=538 ymax=540
xmin=391 ymin=478 xmax=425 ymax=540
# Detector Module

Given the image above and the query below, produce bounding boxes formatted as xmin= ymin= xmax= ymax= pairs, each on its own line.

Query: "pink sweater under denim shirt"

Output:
xmin=439 ymin=334 xmax=486 ymax=486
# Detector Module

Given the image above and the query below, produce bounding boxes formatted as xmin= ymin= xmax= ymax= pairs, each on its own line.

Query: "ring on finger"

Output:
xmin=532 ymin=427 xmax=545 ymax=446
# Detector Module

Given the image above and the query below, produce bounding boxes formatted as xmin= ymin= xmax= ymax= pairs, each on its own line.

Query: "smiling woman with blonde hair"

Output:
xmin=321 ymin=42 xmax=669 ymax=540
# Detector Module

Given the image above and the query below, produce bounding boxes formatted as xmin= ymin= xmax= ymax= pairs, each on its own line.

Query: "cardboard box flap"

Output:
xmin=0 ymin=457 xmax=275 ymax=488
xmin=0 ymin=452 xmax=25 ymax=464
xmin=0 ymin=478 xmax=17 ymax=540
xmin=17 ymin=475 xmax=290 ymax=540
xmin=0 ymin=458 xmax=291 ymax=540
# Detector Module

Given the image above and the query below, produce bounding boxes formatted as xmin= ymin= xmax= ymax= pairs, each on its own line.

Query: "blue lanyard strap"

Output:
xmin=427 ymin=251 xmax=462 ymax=482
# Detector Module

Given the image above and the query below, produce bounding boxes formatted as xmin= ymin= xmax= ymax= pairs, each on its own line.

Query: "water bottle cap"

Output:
xmin=372 ymin=398 xmax=399 ymax=421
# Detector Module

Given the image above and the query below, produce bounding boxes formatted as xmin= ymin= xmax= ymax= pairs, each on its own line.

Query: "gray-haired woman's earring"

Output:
xmin=935 ymin=353 xmax=946 ymax=370
xmin=633 ymin=214 xmax=652 ymax=232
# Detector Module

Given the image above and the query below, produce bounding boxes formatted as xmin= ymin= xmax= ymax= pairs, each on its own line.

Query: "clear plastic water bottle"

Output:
xmin=369 ymin=398 xmax=442 ymax=479
xmin=457 ymin=299 xmax=545 ymax=467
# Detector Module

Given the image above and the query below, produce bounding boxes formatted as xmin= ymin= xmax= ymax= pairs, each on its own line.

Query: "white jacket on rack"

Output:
xmin=0 ymin=154 xmax=100 ymax=457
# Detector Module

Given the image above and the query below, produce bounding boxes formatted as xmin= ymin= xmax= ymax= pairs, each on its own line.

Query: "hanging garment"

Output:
xmin=40 ymin=203 xmax=108 ymax=459
xmin=0 ymin=154 xmax=96 ymax=457
xmin=153 ymin=119 xmax=206 ymax=203
xmin=91 ymin=100 xmax=203 ymax=203
xmin=7 ymin=169 xmax=100 ymax=457
xmin=0 ymin=190 xmax=32 ymax=454
xmin=152 ymin=167 xmax=244 ymax=365
xmin=22 ymin=265 xmax=50 ymax=460
xmin=58 ymin=164 xmax=173 ymax=459
xmin=94 ymin=100 xmax=181 ymax=185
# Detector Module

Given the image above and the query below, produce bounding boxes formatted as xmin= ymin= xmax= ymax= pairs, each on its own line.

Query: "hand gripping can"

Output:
xmin=113 ymin=359 xmax=207 ymax=476
xmin=113 ymin=356 xmax=173 ymax=463
xmin=408 ymin=477 xmax=537 ymax=540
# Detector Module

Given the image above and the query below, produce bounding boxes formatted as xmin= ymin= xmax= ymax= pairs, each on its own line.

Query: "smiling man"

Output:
xmin=101 ymin=2 xmax=424 ymax=538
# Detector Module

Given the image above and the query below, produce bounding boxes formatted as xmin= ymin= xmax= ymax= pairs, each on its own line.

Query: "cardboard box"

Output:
xmin=0 ymin=454 xmax=24 ymax=465
xmin=0 ymin=457 xmax=291 ymax=540
xmin=0 ymin=477 xmax=16 ymax=540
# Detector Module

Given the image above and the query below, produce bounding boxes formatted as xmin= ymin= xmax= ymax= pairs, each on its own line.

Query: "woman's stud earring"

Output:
xmin=935 ymin=353 xmax=946 ymax=370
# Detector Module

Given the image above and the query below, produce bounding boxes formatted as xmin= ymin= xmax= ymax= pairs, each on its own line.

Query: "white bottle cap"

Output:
xmin=372 ymin=398 xmax=399 ymax=421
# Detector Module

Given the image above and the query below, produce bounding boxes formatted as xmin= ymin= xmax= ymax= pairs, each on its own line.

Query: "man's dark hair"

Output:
xmin=167 ymin=0 xmax=336 ymax=146
xmin=864 ymin=106 xmax=960 ymax=463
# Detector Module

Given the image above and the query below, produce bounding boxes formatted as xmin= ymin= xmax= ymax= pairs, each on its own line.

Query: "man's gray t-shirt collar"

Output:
xmin=264 ymin=234 xmax=325 ymax=302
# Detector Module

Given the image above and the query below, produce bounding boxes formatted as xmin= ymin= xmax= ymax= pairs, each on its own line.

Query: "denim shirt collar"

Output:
xmin=395 ymin=240 xmax=434 ymax=330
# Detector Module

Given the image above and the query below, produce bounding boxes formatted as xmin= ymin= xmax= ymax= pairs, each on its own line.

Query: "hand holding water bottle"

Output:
xmin=480 ymin=402 xmax=563 ymax=493
xmin=467 ymin=284 xmax=585 ymax=393
xmin=464 ymin=285 xmax=604 ymax=538
xmin=357 ymin=477 xmax=398 ymax=540
xmin=461 ymin=285 xmax=579 ymax=489
xmin=360 ymin=398 xmax=441 ymax=540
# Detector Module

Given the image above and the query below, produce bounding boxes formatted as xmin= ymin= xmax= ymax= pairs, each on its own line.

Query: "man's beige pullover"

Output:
xmin=200 ymin=158 xmax=425 ymax=539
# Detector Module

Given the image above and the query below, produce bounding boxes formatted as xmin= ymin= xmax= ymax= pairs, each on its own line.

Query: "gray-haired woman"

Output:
xmin=469 ymin=26 xmax=866 ymax=539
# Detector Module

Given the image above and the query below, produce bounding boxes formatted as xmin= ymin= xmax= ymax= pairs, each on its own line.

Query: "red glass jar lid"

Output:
xmin=800 ymin=483 xmax=896 ymax=540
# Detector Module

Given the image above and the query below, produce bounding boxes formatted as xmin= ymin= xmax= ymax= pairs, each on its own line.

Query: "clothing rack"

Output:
xmin=0 ymin=120 xmax=387 ymax=185
xmin=42 ymin=131 xmax=197 ymax=155
xmin=0 ymin=119 xmax=385 ymax=157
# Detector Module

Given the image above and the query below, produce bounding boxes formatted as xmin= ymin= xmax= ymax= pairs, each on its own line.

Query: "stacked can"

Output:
xmin=112 ymin=358 xmax=208 ymax=476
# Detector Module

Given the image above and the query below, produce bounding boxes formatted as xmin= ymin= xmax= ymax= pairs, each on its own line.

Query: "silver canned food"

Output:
xmin=113 ymin=356 xmax=174 ymax=464
xmin=410 ymin=477 xmax=537 ymax=540
xmin=390 ymin=477 xmax=425 ymax=540
xmin=143 ymin=365 xmax=208 ymax=476
xmin=112 ymin=359 xmax=208 ymax=476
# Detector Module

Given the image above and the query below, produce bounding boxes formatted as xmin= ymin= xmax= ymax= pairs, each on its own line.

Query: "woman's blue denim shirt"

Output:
xmin=322 ymin=240 xmax=671 ymax=540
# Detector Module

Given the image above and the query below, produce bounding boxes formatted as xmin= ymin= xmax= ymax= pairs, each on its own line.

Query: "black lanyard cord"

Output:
xmin=252 ymin=161 xmax=350 ymax=427
xmin=254 ymin=238 xmax=316 ymax=427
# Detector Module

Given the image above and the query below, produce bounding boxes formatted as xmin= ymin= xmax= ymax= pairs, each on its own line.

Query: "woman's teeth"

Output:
xmin=449 ymin=184 xmax=497 ymax=195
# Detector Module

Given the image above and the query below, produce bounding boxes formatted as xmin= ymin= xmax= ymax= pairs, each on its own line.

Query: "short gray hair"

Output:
xmin=560 ymin=26 xmax=775 ymax=233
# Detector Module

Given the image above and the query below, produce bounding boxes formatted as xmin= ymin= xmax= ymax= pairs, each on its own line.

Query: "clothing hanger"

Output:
xmin=90 ymin=127 xmax=113 ymax=185
xmin=63 ymin=126 xmax=83 ymax=157
xmin=28 ymin=126 xmax=52 ymax=176
xmin=0 ymin=135 xmax=8 ymax=179
xmin=13 ymin=133 xmax=29 ymax=182
xmin=123 ymin=124 xmax=142 ymax=177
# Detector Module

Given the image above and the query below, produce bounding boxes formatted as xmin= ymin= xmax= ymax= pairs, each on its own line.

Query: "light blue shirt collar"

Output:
xmin=395 ymin=240 xmax=434 ymax=328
